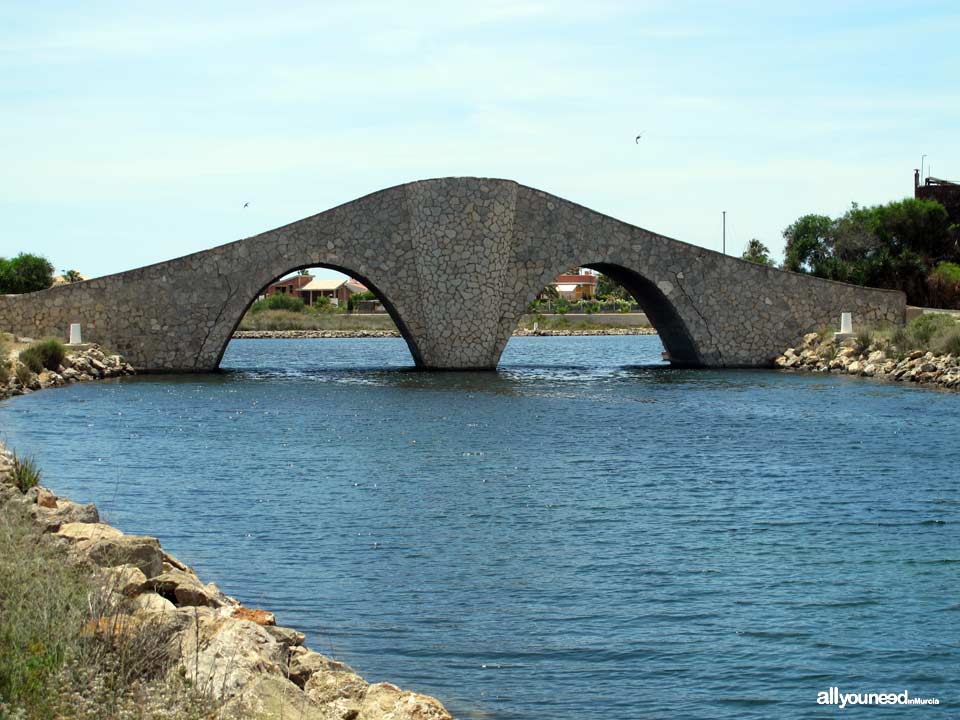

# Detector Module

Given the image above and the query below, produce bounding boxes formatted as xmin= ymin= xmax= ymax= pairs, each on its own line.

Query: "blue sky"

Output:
xmin=2 ymin=1 xmax=958 ymax=281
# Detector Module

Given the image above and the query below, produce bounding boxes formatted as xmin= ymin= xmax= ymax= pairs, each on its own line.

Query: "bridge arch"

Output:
xmin=494 ymin=259 xmax=701 ymax=367
xmin=214 ymin=263 xmax=423 ymax=369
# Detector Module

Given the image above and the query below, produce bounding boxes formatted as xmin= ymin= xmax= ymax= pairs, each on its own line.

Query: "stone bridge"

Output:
xmin=0 ymin=178 xmax=905 ymax=371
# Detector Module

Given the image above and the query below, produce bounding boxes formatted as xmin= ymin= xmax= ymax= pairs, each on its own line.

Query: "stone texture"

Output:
xmin=0 ymin=178 xmax=906 ymax=370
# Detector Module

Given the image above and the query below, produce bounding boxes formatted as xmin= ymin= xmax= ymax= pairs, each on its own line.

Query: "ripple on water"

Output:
xmin=0 ymin=335 xmax=957 ymax=720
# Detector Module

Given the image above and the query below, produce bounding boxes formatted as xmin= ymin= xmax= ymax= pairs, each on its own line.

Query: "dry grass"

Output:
xmin=238 ymin=309 xmax=398 ymax=332
xmin=0 ymin=489 xmax=234 ymax=719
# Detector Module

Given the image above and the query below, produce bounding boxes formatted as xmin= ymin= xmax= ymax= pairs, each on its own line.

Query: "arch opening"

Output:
xmin=583 ymin=263 xmax=700 ymax=366
xmin=214 ymin=263 xmax=422 ymax=370
xmin=501 ymin=262 xmax=702 ymax=368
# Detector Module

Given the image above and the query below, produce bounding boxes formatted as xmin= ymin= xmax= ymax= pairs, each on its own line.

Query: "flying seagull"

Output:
xmin=243 ymin=202 xmax=250 ymax=208
xmin=635 ymin=133 xmax=644 ymax=143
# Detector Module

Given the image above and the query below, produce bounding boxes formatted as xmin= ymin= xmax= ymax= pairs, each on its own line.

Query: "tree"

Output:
xmin=61 ymin=269 xmax=84 ymax=283
xmin=596 ymin=273 xmax=629 ymax=300
xmin=0 ymin=253 xmax=54 ymax=294
xmin=781 ymin=198 xmax=960 ymax=306
xmin=741 ymin=239 xmax=774 ymax=266
xmin=782 ymin=214 xmax=832 ymax=272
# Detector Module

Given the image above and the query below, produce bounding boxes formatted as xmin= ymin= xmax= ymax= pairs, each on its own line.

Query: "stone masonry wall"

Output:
xmin=0 ymin=178 xmax=906 ymax=371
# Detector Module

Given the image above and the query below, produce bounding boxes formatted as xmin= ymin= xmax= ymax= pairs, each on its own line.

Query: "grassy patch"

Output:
xmin=10 ymin=454 xmax=41 ymax=493
xmin=18 ymin=338 xmax=66 ymax=374
xmin=858 ymin=313 xmax=960 ymax=358
xmin=0 ymin=463 xmax=233 ymax=719
xmin=238 ymin=309 xmax=399 ymax=332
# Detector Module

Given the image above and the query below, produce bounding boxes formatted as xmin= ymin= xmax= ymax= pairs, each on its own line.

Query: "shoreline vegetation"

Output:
xmin=1 ymin=335 xmax=135 ymax=402
xmin=775 ymin=312 xmax=960 ymax=391
xmin=0 ymin=442 xmax=454 ymax=720
xmin=235 ymin=310 xmax=657 ymax=338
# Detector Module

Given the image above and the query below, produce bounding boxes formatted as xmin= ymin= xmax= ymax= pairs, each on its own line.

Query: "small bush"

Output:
xmin=853 ymin=328 xmax=872 ymax=354
xmin=0 ymin=467 xmax=229 ymax=719
xmin=553 ymin=297 xmax=570 ymax=315
xmin=250 ymin=293 xmax=304 ymax=314
xmin=15 ymin=363 xmax=32 ymax=386
xmin=932 ymin=328 xmax=960 ymax=356
xmin=11 ymin=453 xmax=41 ymax=492
xmin=18 ymin=338 xmax=65 ymax=373
xmin=907 ymin=313 xmax=956 ymax=347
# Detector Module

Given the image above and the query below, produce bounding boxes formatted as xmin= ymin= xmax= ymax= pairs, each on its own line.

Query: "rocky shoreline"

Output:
xmin=0 ymin=441 xmax=453 ymax=720
xmin=1 ymin=342 xmax=135 ymax=402
xmin=775 ymin=332 xmax=960 ymax=390
xmin=234 ymin=326 xmax=657 ymax=340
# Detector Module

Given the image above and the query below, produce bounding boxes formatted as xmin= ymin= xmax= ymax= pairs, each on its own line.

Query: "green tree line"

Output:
xmin=0 ymin=254 xmax=55 ymax=294
xmin=741 ymin=197 xmax=960 ymax=308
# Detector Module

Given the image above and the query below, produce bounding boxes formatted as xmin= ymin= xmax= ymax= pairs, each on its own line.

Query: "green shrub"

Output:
xmin=0 ymin=464 xmax=228 ymax=719
xmin=310 ymin=295 xmax=334 ymax=313
xmin=553 ymin=297 xmax=570 ymax=315
xmin=18 ymin=338 xmax=65 ymax=374
xmin=932 ymin=328 xmax=960 ymax=356
xmin=0 ymin=503 xmax=90 ymax=713
xmin=10 ymin=453 xmax=41 ymax=492
xmin=347 ymin=290 xmax=376 ymax=312
xmin=250 ymin=293 xmax=304 ymax=314
xmin=853 ymin=328 xmax=872 ymax=354
xmin=15 ymin=363 xmax=32 ymax=386
xmin=907 ymin=313 xmax=956 ymax=346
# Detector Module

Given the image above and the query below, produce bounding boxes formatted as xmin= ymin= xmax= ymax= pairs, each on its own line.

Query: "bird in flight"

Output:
xmin=635 ymin=133 xmax=644 ymax=143
xmin=243 ymin=202 xmax=250 ymax=208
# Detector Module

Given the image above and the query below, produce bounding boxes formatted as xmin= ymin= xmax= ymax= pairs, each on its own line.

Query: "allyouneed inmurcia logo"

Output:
xmin=817 ymin=687 xmax=940 ymax=708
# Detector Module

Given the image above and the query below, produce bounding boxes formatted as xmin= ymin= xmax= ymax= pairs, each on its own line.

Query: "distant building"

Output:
xmin=550 ymin=272 xmax=597 ymax=301
xmin=265 ymin=274 xmax=314 ymax=296
xmin=915 ymin=170 xmax=960 ymax=224
xmin=263 ymin=274 xmax=367 ymax=307
xmin=299 ymin=277 xmax=367 ymax=307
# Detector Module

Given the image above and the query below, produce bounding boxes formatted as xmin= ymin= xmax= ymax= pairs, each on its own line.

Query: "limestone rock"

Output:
xmin=303 ymin=666 xmax=369 ymax=718
xmin=103 ymin=564 xmax=148 ymax=596
xmin=58 ymin=521 xmax=123 ymax=543
xmin=33 ymin=498 xmax=99 ymax=531
xmin=148 ymin=568 xmax=233 ymax=607
xmin=173 ymin=611 xmax=287 ymax=700
xmin=265 ymin=624 xmax=305 ymax=648
xmin=222 ymin=675 xmax=331 ymax=720
xmin=357 ymin=682 xmax=454 ymax=720
xmin=289 ymin=648 xmax=356 ymax=688
xmin=85 ymin=535 xmax=164 ymax=578
xmin=36 ymin=487 xmax=57 ymax=508
xmin=126 ymin=591 xmax=177 ymax=613
xmin=232 ymin=606 xmax=276 ymax=626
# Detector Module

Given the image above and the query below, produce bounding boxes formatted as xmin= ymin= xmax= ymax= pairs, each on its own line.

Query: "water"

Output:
xmin=1 ymin=336 xmax=957 ymax=718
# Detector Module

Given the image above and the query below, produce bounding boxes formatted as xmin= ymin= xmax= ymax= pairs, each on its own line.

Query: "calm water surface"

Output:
xmin=0 ymin=336 xmax=957 ymax=718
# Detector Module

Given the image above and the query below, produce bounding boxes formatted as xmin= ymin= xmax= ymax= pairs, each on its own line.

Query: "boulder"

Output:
xmin=85 ymin=535 xmax=164 ymax=578
xmin=303 ymin=666 xmax=369 ymax=718
xmin=222 ymin=675 xmax=332 ymax=720
xmin=265 ymin=625 xmax=305 ymax=649
xmin=289 ymin=648 xmax=356 ymax=688
xmin=126 ymin=591 xmax=177 ymax=614
xmin=357 ymin=682 xmax=453 ymax=720
xmin=148 ymin=568 xmax=232 ymax=607
xmin=232 ymin=607 xmax=276 ymax=626
xmin=36 ymin=487 xmax=57 ymax=508
xmin=103 ymin=564 xmax=148 ymax=597
xmin=33 ymin=498 xmax=100 ymax=531
xmin=58 ymin=521 xmax=123 ymax=543
xmin=173 ymin=611 xmax=287 ymax=700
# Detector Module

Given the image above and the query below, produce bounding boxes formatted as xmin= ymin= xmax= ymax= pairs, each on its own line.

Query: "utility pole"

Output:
xmin=921 ymin=154 xmax=928 ymax=183
xmin=722 ymin=211 xmax=726 ymax=255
